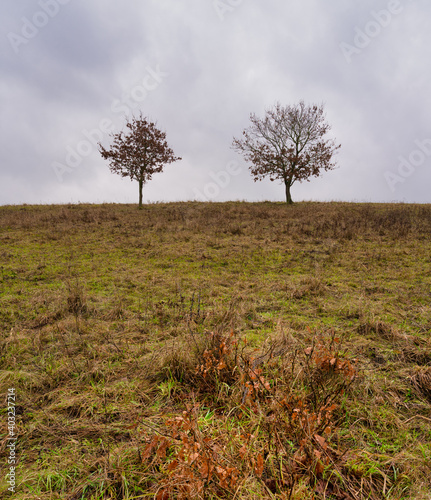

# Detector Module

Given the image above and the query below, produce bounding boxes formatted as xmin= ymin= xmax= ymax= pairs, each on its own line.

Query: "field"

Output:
xmin=1 ymin=201 xmax=431 ymax=499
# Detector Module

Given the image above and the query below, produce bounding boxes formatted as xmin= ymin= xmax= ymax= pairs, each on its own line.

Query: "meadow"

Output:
xmin=0 ymin=201 xmax=430 ymax=499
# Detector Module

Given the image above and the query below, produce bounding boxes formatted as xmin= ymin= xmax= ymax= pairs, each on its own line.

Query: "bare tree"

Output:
xmin=98 ymin=114 xmax=181 ymax=209
xmin=232 ymin=101 xmax=340 ymax=204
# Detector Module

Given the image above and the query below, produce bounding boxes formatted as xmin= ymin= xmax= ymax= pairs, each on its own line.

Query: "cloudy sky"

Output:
xmin=1 ymin=0 xmax=430 ymax=205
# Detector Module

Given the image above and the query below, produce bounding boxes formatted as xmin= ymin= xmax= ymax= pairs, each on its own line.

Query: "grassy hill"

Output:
xmin=1 ymin=201 xmax=431 ymax=499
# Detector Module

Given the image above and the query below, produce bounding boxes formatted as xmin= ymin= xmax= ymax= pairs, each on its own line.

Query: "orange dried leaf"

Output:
xmin=142 ymin=436 xmax=158 ymax=461
xmin=314 ymin=434 xmax=327 ymax=450
xmin=315 ymin=460 xmax=324 ymax=475
xmin=167 ymin=459 xmax=178 ymax=472
xmin=239 ymin=444 xmax=247 ymax=459
xmin=255 ymin=454 xmax=264 ymax=477
xmin=156 ymin=489 xmax=170 ymax=500
xmin=156 ymin=438 xmax=169 ymax=458
xmin=199 ymin=459 xmax=212 ymax=477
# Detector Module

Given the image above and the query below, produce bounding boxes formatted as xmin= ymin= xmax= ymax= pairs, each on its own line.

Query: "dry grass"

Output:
xmin=0 ymin=201 xmax=430 ymax=499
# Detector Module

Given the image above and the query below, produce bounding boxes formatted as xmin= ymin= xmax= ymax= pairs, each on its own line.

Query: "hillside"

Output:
xmin=1 ymin=202 xmax=431 ymax=499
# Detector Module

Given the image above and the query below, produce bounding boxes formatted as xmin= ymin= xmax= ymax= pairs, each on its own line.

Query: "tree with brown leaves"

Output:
xmin=232 ymin=101 xmax=340 ymax=204
xmin=98 ymin=114 xmax=181 ymax=209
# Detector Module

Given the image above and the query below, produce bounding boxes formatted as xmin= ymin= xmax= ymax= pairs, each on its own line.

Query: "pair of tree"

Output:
xmin=98 ymin=102 xmax=340 ymax=207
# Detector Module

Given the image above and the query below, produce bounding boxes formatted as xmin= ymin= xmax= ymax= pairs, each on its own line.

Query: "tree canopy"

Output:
xmin=232 ymin=101 xmax=340 ymax=203
xmin=98 ymin=114 xmax=181 ymax=208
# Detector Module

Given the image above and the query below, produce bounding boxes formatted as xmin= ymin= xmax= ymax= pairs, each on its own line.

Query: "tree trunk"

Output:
xmin=138 ymin=179 xmax=143 ymax=209
xmin=285 ymin=182 xmax=293 ymax=204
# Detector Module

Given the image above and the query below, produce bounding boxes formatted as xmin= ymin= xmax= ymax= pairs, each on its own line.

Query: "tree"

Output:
xmin=98 ymin=114 xmax=181 ymax=209
xmin=232 ymin=101 xmax=340 ymax=204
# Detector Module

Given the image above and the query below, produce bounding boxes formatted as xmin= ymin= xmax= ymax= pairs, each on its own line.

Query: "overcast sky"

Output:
xmin=1 ymin=0 xmax=430 ymax=205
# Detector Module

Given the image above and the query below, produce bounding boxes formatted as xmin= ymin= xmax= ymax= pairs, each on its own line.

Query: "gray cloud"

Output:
xmin=1 ymin=0 xmax=430 ymax=205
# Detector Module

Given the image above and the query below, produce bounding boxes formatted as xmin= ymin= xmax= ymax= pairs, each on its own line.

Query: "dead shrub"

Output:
xmin=141 ymin=330 xmax=364 ymax=499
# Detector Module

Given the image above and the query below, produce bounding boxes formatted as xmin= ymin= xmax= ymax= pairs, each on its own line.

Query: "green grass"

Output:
xmin=0 ymin=201 xmax=431 ymax=499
